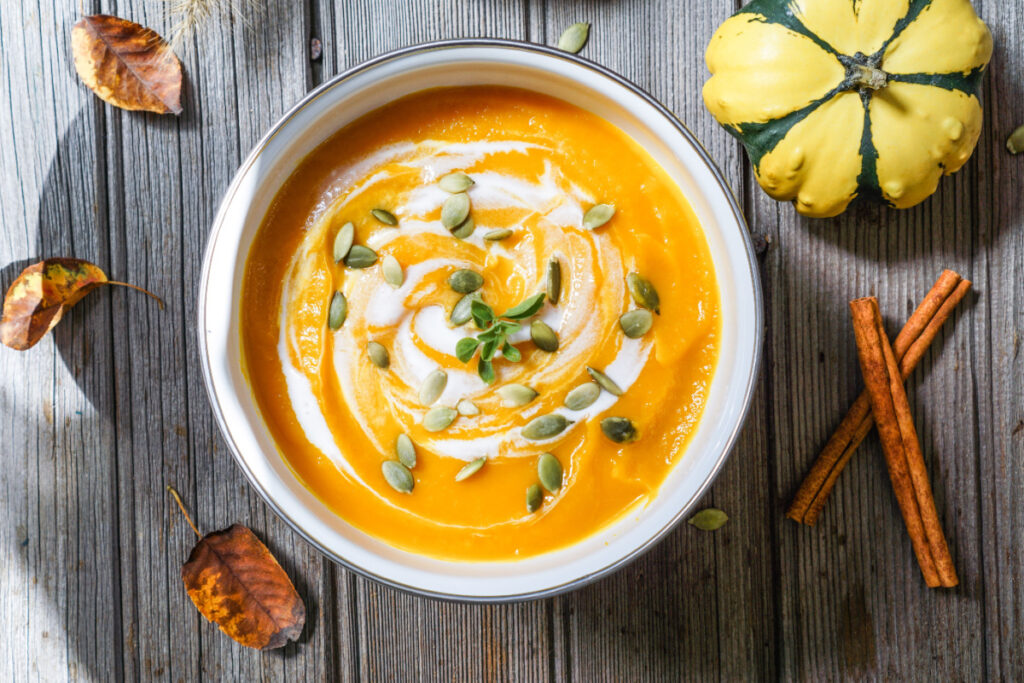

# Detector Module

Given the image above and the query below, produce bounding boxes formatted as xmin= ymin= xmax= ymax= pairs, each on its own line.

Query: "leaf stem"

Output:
xmin=166 ymin=485 xmax=201 ymax=538
xmin=107 ymin=280 xmax=166 ymax=309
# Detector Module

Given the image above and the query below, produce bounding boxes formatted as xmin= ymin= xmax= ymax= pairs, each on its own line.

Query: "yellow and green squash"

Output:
xmin=703 ymin=0 xmax=992 ymax=218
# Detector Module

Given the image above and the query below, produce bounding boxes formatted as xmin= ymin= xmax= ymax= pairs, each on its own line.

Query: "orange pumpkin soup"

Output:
xmin=241 ymin=86 xmax=720 ymax=561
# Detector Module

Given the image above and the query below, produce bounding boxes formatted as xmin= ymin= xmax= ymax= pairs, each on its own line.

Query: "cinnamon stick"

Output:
xmin=849 ymin=297 xmax=958 ymax=588
xmin=787 ymin=271 xmax=971 ymax=525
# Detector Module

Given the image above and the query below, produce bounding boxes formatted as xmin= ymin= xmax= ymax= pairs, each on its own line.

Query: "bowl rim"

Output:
xmin=198 ymin=37 xmax=763 ymax=603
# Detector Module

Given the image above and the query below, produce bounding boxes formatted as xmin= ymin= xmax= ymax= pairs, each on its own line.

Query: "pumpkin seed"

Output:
xmin=371 ymin=208 xmax=398 ymax=226
xmin=381 ymin=461 xmax=414 ymax=493
xmin=557 ymin=22 xmax=590 ymax=54
xmin=441 ymin=192 xmax=471 ymax=229
xmin=483 ymin=228 xmax=513 ymax=241
xmin=381 ymin=254 xmax=403 ymax=287
xmin=586 ymin=366 xmax=623 ymax=396
xmin=526 ymin=483 xmax=543 ymax=513
xmin=451 ymin=216 xmax=475 ymax=239
xmin=564 ymin=382 xmax=600 ymax=411
xmin=688 ymin=508 xmax=729 ymax=532
xmin=455 ymin=457 xmax=486 ymax=482
xmin=582 ymin=203 xmax=615 ymax=230
xmin=450 ymin=294 xmax=479 ymax=326
xmin=619 ymin=309 xmax=653 ymax=338
xmin=345 ymin=244 xmax=378 ymax=269
xmin=497 ymin=383 xmax=538 ymax=407
xmin=422 ymin=405 xmax=457 ymax=432
xmin=395 ymin=433 xmax=416 ymax=468
xmin=448 ymin=268 xmax=484 ymax=294
xmin=419 ymin=369 xmax=448 ymax=405
xmin=546 ymin=258 xmax=561 ymax=304
xmin=537 ymin=453 xmax=563 ymax=492
xmin=328 ymin=291 xmax=347 ymax=330
xmin=332 ymin=221 xmax=355 ymax=262
xmin=522 ymin=414 xmax=571 ymax=440
xmin=600 ymin=416 xmax=638 ymax=443
xmin=1008 ymin=125 xmax=1024 ymax=155
xmin=626 ymin=272 xmax=660 ymax=314
xmin=439 ymin=172 xmax=475 ymax=193
xmin=529 ymin=320 xmax=559 ymax=352
xmin=367 ymin=341 xmax=390 ymax=369
xmin=456 ymin=398 xmax=480 ymax=416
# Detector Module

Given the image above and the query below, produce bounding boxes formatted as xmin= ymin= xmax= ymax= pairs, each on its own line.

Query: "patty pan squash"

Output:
xmin=703 ymin=0 xmax=992 ymax=218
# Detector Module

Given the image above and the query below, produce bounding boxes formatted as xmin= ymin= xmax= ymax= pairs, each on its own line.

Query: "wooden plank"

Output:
xmin=176 ymin=1 xmax=345 ymax=680
xmin=532 ymin=1 xmax=778 ymax=680
xmin=309 ymin=2 xmax=561 ymax=680
xmin=973 ymin=1 xmax=1024 ymax=678
xmin=0 ymin=1 xmax=124 ymax=681
xmin=759 ymin=22 xmax=991 ymax=683
xmin=95 ymin=0 xmax=339 ymax=680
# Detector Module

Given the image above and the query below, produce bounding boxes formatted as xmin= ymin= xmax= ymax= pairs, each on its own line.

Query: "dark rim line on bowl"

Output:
xmin=198 ymin=38 xmax=764 ymax=604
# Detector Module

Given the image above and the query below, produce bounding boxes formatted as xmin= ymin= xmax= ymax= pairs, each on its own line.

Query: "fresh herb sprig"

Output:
xmin=455 ymin=293 xmax=547 ymax=384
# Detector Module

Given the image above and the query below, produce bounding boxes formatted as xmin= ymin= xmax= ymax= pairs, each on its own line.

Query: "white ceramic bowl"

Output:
xmin=199 ymin=39 xmax=762 ymax=602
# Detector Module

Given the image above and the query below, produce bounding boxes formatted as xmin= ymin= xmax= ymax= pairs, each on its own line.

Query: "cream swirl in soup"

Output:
xmin=242 ymin=87 xmax=720 ymax=560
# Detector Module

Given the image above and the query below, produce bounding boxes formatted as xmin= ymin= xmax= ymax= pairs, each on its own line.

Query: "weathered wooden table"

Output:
xmin=2 ymin=1 xmax=1021 ymax=680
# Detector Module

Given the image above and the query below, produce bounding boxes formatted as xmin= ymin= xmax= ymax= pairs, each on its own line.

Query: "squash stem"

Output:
xmin=848 ymin=64 xmax=888 ymax=91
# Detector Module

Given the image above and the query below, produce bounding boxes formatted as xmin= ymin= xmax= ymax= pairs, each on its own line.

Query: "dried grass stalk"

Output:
xmin=164 ymin=0 xmax=261 ymax=49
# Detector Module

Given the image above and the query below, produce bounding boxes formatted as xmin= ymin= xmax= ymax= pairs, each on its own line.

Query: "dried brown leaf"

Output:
xmin=181 ymin=524 xmax=306 ymax=650
xmin=0 ymin=258 xmax=162 ymax=351
xmin=72 ymin=14 xmax=183 ymax=114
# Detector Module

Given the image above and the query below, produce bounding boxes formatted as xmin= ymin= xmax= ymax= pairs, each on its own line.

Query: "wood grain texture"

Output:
xmin=0 ymin=0 xmax=1022 ymax=680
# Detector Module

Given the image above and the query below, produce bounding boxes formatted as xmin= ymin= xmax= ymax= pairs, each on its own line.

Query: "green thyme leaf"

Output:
xmin=502 ymin=342 xmax=522 ymax=362
xmin=481 ymin=337 xmax=500 ymax=361
xmin=478 ymin=359 xmax=495 ymax=384
xmin=471 ymin=299 xmax=495 ymax=328
xmin=455 ymin=337 xmax=480 ymax=363
xmin=502 ymin=293 xmax=546 ymax=320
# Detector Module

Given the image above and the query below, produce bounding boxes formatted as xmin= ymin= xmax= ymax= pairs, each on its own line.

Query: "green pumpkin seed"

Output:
xmin=419 ymin=369 xmax=448 ymax=405
xmin=564 ymin=382 xmax=600 ymax=411
xmin=381 ymin=254 xmax=403 ymax=287
xmin=441 ymin=193 xmax=471 ymax=229
xmin=423 ymin=405 xmax=457 ymax=432
xmin=586 ymin=366 xmax=623 ymax=396
xmin=450 ymin=294 xmax=479 ymax=326
xmin=546 ymin=258 xmax=561 ymax=304
xmin=483 ymin=228 xmax=513 ymax=241
xmin=583 ymin=203 xmax=615 ymax=230
xmin=688 ymin=508 xmax=729 ymax=531
xmin=456 ymin=398 xmax=480 ymax=416
xmin=537 ymin=453 xmax=563 ymax=492
xmin=530 ymin=320 xmax=559 ymax=352
xmin=1007 ymin=125 xmax=1024 ymax=154
xmin=328 ymin=291 xmax=347 ymax=330
xmin=619 ymin=309 xmax=653 ymax=338
xmin=600 ymin=416 xmax=638 ymax=443
xmin=497 ymin=383 xmax=538 ymax=407
xmin=371 ymin=208 xmax=398 ymax=226
xmin=557 ymin=22 xmax=590 ymax=54
xmin=333 ymin=221 xmax=355 ymax=263
xmin=367 ymin=341 xmax=390 ymax=369
xmin=395 ymin=433 xmax=416 ymax=468
xmin=448 ymin=268 xmax=484 ymax=294
xmin=526 ymin=483 xmax=543 ymax=512
xmin=381 ymin=461 xmax=414 ymax=493
xmin=455 ymin=457 xmax=486 ymax=482
xmin=451 ymin=215 xmax=475 ymax=239
xmin=345 ymin=244 xmax=378 ymax=269
xmin=626 ymin=272 xmax=660 ymax=314
xmin=522 ymin=414 xmax=571 ymax=440
xmin=439 ymin=172 xmax=475 ymax=193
